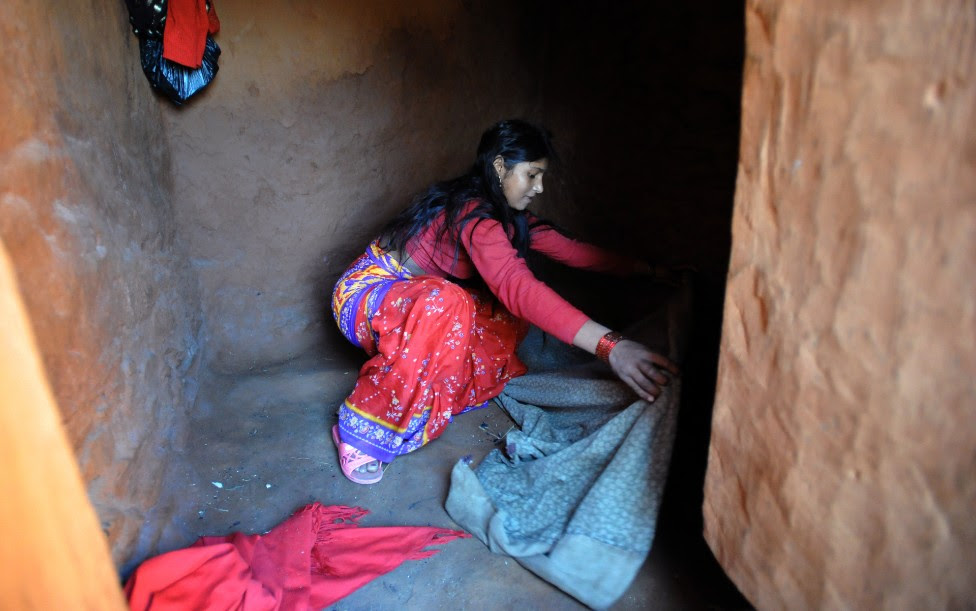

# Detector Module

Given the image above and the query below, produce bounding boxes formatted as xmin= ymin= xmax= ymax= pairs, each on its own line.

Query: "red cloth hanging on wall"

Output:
xmin=125 ymin=503 xmax=469 ymax=610
xmin=162 ymin=0 xmax=220 ymax=69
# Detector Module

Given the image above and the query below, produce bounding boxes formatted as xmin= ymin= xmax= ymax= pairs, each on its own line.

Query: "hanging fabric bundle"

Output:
xmin=124 ymin=0 xmax=222 ymax=105
xmin=162 ymin=0 xmax=221 ymax=69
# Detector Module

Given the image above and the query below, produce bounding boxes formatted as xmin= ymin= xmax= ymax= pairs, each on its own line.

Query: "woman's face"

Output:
xmin=496 ymin=157 xmax=548 ymax=211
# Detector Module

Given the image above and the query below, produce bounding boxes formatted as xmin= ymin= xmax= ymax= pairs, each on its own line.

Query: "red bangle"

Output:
xmin=595 ymin=331 xmax=625 ymax=364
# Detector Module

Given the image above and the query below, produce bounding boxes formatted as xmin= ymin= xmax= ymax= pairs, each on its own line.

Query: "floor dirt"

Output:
xmin=157 ymin=343 xmax=750 ymax=610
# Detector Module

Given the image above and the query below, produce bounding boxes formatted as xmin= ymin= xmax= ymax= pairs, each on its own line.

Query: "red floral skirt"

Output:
xmin=332 ymin=242 xmax=527 ymax=463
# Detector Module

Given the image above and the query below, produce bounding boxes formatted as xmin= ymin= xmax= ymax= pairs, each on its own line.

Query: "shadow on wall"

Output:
xmin=310 ymin=210 xmax=392 ymax=369
xmin=536 ymin=0 xmax=746 ymax=553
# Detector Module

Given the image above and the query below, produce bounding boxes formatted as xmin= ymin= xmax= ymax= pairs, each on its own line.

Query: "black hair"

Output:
xmin=380 ymin=119 xmax=557 ymax=271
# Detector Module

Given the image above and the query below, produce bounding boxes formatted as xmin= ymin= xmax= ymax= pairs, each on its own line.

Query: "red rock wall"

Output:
xmin=704 ymin=1 xmax=976 ymax=608
xmin=0 ymin=1 xmax=203 ymax=571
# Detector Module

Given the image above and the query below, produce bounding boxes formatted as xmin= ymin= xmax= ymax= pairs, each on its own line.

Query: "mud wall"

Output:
xmin=1 ymin=242 xmax=126 ymax=608
xmin=704 ymin=1 xmax=976 ymax=608
xmin=0 ymin=0 xmax=203 ymax=571
xmin=164 ymin=0 xmax=548 ymax=373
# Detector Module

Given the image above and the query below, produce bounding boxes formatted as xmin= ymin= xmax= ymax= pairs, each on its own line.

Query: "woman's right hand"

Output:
xmin=607 ymin=339 xmax=680 ymax=403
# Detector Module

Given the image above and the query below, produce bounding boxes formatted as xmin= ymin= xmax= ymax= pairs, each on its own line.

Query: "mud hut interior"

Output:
xmin=2 ymin=1 xmax=973 ymax=609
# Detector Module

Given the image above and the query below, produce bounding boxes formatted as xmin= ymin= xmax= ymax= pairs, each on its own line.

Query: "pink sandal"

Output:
xmin=332 ymin=425 xmax=383 ymax=484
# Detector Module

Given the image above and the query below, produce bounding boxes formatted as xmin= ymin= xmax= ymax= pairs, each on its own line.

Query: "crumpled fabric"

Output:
xmin=124 ymin=0 xmax=222 ymax=104
xmin=163 ymin=0 xmax=220 ymax=68
xmin=138 ymin=34 xmax=220 ymax=105
xmin=446 ymin=287 xmax=690 ymax=609
xmin=125 ymin=503 xmax=469 ymax=610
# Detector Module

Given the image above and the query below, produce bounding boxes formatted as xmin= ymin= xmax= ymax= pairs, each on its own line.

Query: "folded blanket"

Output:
xmin=125 ymin=503 xmax=468 ymax=610
xmin=446 ymin=288 xmax=689 ymax=609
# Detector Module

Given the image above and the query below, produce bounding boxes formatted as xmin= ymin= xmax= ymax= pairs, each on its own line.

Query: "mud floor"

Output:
xmin=149 ymin=340 xmax=748 ymax=611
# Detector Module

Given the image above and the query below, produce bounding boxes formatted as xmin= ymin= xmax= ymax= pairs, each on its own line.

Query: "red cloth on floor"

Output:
xmin=125 ymin=504 xmax=470 ymax=610
xmin=163 ymin=0 xmax=220 ymax=68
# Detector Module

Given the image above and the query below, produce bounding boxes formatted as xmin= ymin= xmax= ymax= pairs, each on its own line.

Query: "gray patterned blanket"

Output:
xmin=446 ymin=290 xmax=689 ymax=609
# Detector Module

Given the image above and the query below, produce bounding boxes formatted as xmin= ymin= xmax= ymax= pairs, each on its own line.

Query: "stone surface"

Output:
xmin=705 ymin=1 xmax=976 ymax=608
xmin=0 ymin=0 xmax=203 ymax=570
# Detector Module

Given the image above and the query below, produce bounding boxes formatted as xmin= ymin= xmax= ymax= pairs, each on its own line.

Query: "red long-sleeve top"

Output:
xmin=405 ymin=202 xmax=635 ymax=344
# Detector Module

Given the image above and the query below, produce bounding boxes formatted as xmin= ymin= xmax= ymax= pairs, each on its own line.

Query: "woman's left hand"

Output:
xmin=607 ymin=339 xmax=680 ymax=402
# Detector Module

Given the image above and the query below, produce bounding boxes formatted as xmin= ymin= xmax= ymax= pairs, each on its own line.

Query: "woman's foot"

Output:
xmin=332 ymin=425 xmax=384 ymax=484
xmin=357 ymin=460 xmax=381 ymax=475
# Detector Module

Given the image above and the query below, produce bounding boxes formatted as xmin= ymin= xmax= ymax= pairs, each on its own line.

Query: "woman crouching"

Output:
xmin=330 ymin=119 xmax=678 ymax=484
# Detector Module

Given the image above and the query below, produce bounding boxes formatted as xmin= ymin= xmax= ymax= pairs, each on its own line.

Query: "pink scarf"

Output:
xmin=125 ymin=503 xmax=469 ymax=609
